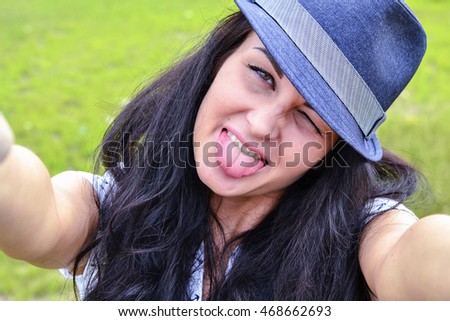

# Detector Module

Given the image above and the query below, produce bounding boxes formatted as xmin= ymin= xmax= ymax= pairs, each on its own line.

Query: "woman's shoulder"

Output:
xmin=359 ymin=200 xmax=419 ymax=298
xmin=62 ymin=170 xmax=116 ymax=206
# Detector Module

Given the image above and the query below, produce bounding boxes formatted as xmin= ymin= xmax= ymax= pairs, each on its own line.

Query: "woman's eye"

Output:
xmin=248 ymin=64 xmax=275 ymax=88
xmin=296 ymin=111 xmax=322 ymax=136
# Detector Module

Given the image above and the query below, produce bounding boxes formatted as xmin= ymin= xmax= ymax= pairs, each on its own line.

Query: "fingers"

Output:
xmin=0 ymin=112 xmax=14 ymax=163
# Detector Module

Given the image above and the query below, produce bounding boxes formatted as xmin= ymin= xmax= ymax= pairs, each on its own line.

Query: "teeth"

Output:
xmin=227 ymin=131 xmax=261 ymax=160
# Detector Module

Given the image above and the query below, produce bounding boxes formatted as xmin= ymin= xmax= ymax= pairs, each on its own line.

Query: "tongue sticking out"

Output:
xmin=216 ymin=130 xmax=265 ymax=178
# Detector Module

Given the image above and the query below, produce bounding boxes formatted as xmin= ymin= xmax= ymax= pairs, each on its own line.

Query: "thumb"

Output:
xmin=0 ymin=112 xmax=14 ymax=163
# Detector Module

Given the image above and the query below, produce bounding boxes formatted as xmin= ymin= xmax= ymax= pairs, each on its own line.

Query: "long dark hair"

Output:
xmin=74 ymin=12 xmax=423 ymax=300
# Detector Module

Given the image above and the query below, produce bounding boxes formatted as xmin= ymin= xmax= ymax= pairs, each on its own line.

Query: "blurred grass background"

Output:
xmin=0 ymin=0 xmax=448 ymax=300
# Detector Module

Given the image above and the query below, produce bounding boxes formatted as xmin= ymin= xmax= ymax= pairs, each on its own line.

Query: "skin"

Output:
xmin=0 ymin=146 xmax=97 ymax=270
xmin=360 ymin=211 xmax=450 ymax=300
xmin=194 ymin=32 xmax=338 ymax=237
xmin=0 ymin=113 xmax=13 ymax=163
xmin=1 ymin=32 xmax=450 ymax=299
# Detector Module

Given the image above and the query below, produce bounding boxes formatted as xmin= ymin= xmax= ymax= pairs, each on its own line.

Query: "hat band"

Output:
xmin=254 ymin=0 xmax=386 ymax=138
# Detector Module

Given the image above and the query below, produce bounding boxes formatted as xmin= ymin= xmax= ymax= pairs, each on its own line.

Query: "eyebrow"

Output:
xmin=254 ymin=47 xmax=284 ymax=79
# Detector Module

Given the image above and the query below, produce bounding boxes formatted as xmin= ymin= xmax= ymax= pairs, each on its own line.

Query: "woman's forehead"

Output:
xmin=238 ymin=31 xmax=265 ymax=51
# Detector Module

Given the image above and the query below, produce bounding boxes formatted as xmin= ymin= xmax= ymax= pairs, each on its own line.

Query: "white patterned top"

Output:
xmin=60 ymin=171 xmax=417 ymax=300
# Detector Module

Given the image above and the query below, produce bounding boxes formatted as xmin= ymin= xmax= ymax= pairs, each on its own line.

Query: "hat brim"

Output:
xmin=235 ymin=0 xmax=382 ymax=161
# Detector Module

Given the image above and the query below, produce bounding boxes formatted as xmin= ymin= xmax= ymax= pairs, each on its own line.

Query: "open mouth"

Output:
xmin=223 ymin=129 xmax=269 ymax=166
xmin=226 ymin=130 xmax=262 ymax=161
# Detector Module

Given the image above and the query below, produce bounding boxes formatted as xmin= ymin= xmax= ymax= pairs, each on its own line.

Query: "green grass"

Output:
xmin=0 ymin=0 xmax=236 ymax=301
xmin=0 ymin=0 xmax=448 ymax=300
xmin=377 ymin=0 xmax=450 ymax=215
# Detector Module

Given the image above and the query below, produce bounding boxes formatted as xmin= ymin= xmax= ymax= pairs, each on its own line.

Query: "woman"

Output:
xmin=1 ymin=0 xmax=450 ymax=300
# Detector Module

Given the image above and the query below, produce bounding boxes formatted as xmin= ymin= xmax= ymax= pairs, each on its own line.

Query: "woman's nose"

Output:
xmin=246 ymin=105 xmax=282 ymax=140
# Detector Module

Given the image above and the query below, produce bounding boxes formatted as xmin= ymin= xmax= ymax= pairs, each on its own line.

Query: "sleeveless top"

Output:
xmin=60 ymin=171 xmax=417 ymax=300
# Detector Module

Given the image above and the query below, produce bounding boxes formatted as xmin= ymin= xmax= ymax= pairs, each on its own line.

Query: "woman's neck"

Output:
xmin=210 ymin=193 xmax=280 ymax=239
xmin=202 ymin=193 xmax=280 ymax=299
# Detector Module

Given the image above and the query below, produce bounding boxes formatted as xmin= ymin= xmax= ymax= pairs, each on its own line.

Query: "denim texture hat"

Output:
xmin=235 ymin=0 xmax=427 ymax=161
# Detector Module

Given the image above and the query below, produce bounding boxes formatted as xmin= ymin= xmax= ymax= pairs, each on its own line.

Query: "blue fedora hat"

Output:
xmin=235 ymin=0 xmax=426 ymax=161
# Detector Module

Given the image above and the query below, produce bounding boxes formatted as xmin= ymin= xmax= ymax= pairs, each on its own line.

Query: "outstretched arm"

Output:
xmin=360 ymin=210 xmax=450 ymax=300
xmin=0 ymin=113 xmax=98 ymax=270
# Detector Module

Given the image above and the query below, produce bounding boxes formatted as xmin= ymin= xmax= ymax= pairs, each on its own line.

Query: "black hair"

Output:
xmin=73 ymin=12 xmax=424 ymax=300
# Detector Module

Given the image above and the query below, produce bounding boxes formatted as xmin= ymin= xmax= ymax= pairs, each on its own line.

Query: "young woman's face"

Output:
xmin=193 ymin=32 xmax=338 ymax=200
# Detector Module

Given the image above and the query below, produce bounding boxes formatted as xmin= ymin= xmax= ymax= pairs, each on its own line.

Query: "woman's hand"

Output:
xmin=0 ymin=112 xmax=14 ymax=163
